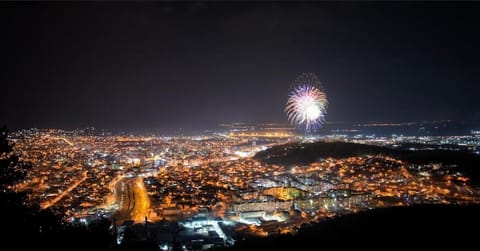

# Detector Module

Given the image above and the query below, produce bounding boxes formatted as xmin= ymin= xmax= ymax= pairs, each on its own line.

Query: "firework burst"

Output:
xmin=285 ymin=73 xmax=328 ymax=132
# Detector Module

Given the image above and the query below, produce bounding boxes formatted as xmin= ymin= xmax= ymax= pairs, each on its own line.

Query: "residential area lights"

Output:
xmin=8 ymin=128 xmax=480 ymax=246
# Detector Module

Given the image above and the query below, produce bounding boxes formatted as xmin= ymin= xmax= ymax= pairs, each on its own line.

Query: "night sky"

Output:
xmin=1 ymin=2 xmax=479 ymax=133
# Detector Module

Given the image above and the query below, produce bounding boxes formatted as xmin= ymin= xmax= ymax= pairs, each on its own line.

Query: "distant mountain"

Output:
xmin=218 ymin=204 xmax=480 ymax=251
xmin=254 ymin=141 xmax=480 ymax=184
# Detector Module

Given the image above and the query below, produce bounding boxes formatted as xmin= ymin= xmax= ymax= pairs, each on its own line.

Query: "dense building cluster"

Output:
xmin=8 ymin=127 xmax=480 ymax=250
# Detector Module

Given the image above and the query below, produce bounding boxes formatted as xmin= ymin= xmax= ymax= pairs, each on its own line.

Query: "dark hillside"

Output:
xmin=218 ymin=204 xmax=480 ymax=250
xmin=254 ymin=141 xmax=480 ymax=184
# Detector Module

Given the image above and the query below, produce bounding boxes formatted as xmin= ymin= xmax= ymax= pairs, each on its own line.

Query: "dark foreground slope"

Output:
xmin=254 ymin=141 xmax=480 ymax=184
xmin=221 ymin=204 xmax=480 ymax=251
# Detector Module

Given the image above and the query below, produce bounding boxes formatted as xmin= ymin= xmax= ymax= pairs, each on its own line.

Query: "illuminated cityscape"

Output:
xmin=6 ymin=123 xmax=480 ymax=250
xmin=1 ymin=1 xmax=480 ymax=251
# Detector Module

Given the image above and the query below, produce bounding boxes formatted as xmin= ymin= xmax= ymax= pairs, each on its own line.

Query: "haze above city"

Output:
xmin=1 ymin=2 xmax=479 ymax=134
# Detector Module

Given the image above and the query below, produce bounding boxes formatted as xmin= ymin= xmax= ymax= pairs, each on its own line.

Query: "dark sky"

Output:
xmin=1 ymin=2 xmax=479 ymax=133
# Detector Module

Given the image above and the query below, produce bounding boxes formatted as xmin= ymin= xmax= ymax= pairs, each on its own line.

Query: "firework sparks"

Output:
xmin=285 ymin=73 xmax=328 ymax=132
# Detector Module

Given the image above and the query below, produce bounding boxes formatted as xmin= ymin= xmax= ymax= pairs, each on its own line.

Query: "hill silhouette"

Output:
xmin=218 ymin=204 xmax=480 ymax=251
xmin=254 ymin=141 xmax=480 ymax=184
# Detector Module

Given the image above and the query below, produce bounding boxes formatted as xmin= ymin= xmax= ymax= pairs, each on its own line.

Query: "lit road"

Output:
xmin=44 ymin=135 xmax=74 ymax=146
xmin=41 ymin=171 xmax=88 ymax=209
xmin=114 ymin=177 xmax=150 ymax=224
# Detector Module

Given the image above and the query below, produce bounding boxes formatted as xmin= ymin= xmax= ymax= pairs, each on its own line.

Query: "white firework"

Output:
xmin=285 ymin=73 xmax=328 ymax=132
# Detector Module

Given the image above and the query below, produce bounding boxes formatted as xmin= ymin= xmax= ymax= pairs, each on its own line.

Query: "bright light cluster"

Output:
xmin=285 ymin=73 xmax=328 ymax=132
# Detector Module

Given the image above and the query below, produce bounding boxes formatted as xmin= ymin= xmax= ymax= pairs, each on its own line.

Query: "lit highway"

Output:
xmin=114 ymin=177 xmax=150 ymax=224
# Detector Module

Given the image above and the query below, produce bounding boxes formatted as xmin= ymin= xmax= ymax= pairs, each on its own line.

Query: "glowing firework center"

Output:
xmin=285 ymin=73 xmax=328 ymax=132
xmin=299 ymin=95 xmax=321 ymax=121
